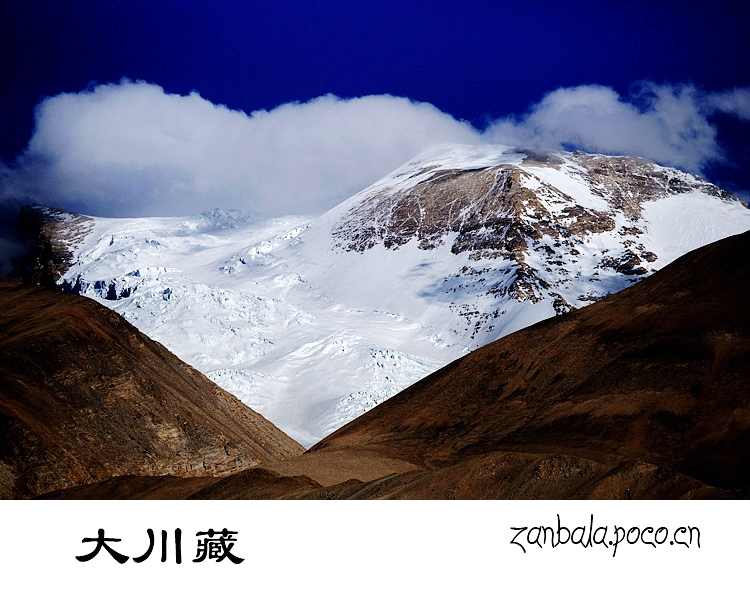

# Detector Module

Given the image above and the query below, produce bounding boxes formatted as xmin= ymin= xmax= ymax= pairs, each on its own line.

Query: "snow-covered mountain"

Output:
xmin=44 ymin=144 xmax=750 ymax=446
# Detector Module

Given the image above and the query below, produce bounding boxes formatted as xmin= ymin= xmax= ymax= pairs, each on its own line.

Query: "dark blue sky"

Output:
xmin=2 ymin=0 xmax=749 ymax=193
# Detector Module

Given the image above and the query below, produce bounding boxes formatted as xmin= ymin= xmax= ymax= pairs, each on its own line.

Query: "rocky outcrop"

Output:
xmin=16 ymin=204 xmax=94 ymax=287
xmin=574 ymin=153 xmax=742 ymax=218
xmin=333 ymin=164 xmax=616 ymax=260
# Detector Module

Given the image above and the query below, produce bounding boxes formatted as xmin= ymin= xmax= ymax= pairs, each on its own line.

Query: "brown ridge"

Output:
xmin=0 ymin=279 xmax=304 ymax=499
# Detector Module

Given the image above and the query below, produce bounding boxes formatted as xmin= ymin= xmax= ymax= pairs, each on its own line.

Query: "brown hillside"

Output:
xmin=0 ymin=280 xmax=304 ymax=498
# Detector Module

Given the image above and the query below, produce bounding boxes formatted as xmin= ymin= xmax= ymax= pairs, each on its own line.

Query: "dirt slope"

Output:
xmin=0 ymin=280 xmax=304 ymax=498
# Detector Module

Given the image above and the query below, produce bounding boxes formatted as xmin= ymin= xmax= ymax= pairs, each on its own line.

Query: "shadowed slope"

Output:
xmin=37 ymin=454 xmax=728 ymax=499
xmin=0 ymin=280 xmax=304 ymax=498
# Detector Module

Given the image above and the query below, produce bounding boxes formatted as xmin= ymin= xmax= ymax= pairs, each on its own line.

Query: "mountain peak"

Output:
xmin=328 ymin=145 xmax=747 ymax=334
xmin=14 ymin=145 xmax=750 ymax=446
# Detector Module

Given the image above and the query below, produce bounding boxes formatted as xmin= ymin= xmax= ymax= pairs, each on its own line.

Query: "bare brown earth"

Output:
xmin=0 ymin=280 xmax=304 ymax=499
xmin=36 ymin=230 xmax=750 ymax=499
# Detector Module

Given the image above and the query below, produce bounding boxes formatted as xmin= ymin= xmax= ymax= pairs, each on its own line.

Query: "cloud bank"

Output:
xmin=486 ymin=82 xmax=750 ymax=176
xmin=3 ymin=81 xmax=480 ymax=217
xmin=2 ymin=80 xmax=748 ymax=218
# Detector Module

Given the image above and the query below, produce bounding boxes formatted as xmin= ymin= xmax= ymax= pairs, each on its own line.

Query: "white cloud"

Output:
xmin=706 ymin=87 xmax=750 ymax=120
xmin=5 ymin=81 xmax=480 ymax=217
xmin=483 ymin=82 xmax=741 ymax=175
xmin=2 ymin=80 xmax=748 ymax=218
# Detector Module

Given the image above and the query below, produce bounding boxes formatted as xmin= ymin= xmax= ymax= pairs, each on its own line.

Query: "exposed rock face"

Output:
xmin=335 ymin=164 xmax=614 ymax=258
xmin=573 ymin=153 xmax=739 ymax=218
xmin=16 ymin=205 xmax=94 ymax=287
xmin=0 ymin=280 xmax=304 ymax=499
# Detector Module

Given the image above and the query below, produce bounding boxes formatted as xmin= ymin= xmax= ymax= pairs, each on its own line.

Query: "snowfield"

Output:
xmin=59 ymin=145 xmax=750 ymax=446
